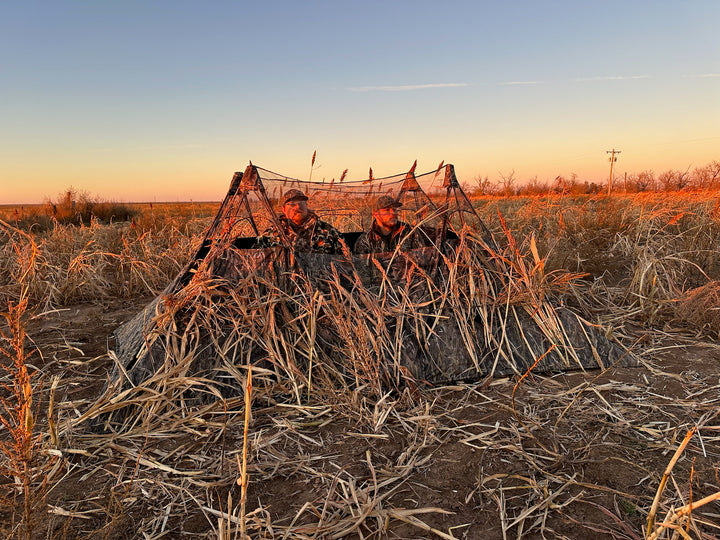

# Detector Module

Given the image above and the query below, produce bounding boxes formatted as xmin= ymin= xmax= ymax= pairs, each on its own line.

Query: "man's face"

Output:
xmin=374 ymin=206 xmax=399 ymax=230
xmin=283 ymin=199 xmax=309 ymax=226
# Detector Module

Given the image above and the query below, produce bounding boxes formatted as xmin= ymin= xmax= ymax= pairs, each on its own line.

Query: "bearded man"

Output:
xmin=256 ymin=189 xmax=344 ymax=254
xmin=353 ymin=195 xmax=431 ymax=254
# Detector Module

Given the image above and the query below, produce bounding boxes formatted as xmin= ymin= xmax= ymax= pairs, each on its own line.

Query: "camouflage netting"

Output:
xmin=201 ymin=162 xmax=482 ymax=240
xmin=103 ymin=163 xmax=635 ymax=423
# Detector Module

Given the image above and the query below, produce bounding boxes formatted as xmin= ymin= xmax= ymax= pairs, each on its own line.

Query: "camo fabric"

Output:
xmin=255 ymin=212 xmax=344 ymax=254
xmin=354 ymin=221 xmax=434 ymax=254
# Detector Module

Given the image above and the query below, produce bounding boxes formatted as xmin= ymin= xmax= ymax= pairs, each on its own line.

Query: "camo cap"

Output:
xmin=281 ymin=189 xmax=309 ymax=204
xmin=373 ymin=195 xmax=402 ymax=211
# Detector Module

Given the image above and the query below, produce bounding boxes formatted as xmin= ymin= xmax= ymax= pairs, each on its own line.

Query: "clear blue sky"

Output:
xmin=2 ymin=0 xmax=718 ymax=203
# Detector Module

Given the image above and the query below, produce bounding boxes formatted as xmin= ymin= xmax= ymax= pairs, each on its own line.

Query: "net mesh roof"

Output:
xmin=205 ymin=162 xmax=484 ymax=245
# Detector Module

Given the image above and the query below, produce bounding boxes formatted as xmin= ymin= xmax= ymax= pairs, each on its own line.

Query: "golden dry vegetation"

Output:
xmin=1 ymin=189 xmax=720 ymax=539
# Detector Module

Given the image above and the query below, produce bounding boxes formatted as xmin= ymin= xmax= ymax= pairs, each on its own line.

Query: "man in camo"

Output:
xmin=354 ymin=195 xmax=432 ymax=254
xmin=256 ymin=189 xmax=344 ymax=254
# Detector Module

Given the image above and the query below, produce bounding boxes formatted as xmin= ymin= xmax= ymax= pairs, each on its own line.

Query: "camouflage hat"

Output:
xmin=281 ymin=189 xmax=308 ymax=205
xmin=373 ymin=195 xmax=402 ymax=211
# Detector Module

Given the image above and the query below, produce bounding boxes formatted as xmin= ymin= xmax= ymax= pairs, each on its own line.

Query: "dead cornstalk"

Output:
xmin=645 ymin=426 xmax=696 ymax=538
xmin=0 ymin=227 xmax=53 ymax=540
xmin=236 ymin=365 xmax=252 ymax=539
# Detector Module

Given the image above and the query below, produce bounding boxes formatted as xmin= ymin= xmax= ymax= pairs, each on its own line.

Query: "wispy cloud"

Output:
xmin=346 ymin=83 xmax=468 ymax=92
xmin=700 ymin=73 xmax=720 ymax=78
xmin=574 ymin=75 xmax=650 ymax=82
xmin=500 ymin=80 xmax=540 ymax=86
xmin=92 ymin=144 xmax=204 ymax=152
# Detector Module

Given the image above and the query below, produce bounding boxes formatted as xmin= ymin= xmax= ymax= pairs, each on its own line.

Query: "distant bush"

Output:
xmin=43 ymin=187 xmax=140 ymax=226
xmin=2 ymin=188 xmax=141 ymax=231
xmin=85 ymin=200 xmax=139 ymax=223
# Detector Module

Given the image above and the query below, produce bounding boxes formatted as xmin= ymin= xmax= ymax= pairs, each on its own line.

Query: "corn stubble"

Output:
xmin=1 ymin=190 xmax=720 ymax=539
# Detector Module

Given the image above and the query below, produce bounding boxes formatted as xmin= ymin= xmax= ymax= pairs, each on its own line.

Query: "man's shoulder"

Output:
xmin=315 ymin=219 xmax=341 ymax=233
xmin=354 ymin=229 xmax=372 ymax=243
xmin=352 ymin=230 xmax=372 ymax=254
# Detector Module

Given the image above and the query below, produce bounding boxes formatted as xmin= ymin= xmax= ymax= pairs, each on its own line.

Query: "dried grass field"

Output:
xmin=1 ymin=192 xmax=720 ymax=539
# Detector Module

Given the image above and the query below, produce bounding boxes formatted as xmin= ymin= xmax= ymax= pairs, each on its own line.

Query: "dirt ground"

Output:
xmin=4 ymin=297 xmax=720 ymax=539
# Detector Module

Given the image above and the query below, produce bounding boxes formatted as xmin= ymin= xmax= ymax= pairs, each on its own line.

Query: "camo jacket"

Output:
xmin=255 ymin=213 xmax=344 ymax=254
xmin=353 ymin=221 xmax=432 ymax=254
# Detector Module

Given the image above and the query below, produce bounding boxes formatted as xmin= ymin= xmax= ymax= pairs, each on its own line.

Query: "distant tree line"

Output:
xmin=469 ymin=160 xmax=720 ymax=196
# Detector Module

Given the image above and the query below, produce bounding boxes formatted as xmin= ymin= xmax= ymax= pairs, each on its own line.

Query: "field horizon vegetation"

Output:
xmin=2 ymin=159 xmax=719 ymax=230
xmin=1 ymin=158 xmax=720 ymax=538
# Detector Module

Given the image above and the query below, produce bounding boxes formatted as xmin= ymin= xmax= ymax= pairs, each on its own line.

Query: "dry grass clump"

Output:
xmin=471 ymin=191 xmax=720 ymax=330
xmin=0 ymin=216 xmax=204 ymax=309
xmin=674 ymin=280 xmax=720 ymax=338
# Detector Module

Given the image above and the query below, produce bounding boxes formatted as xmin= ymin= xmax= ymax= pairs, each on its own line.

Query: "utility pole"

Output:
xmin=606 ymin=148 xmax=621 ymax=195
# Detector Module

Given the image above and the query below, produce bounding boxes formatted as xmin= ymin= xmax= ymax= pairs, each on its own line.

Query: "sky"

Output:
xmin=1 ymin=1 xmax=718 ymax=204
